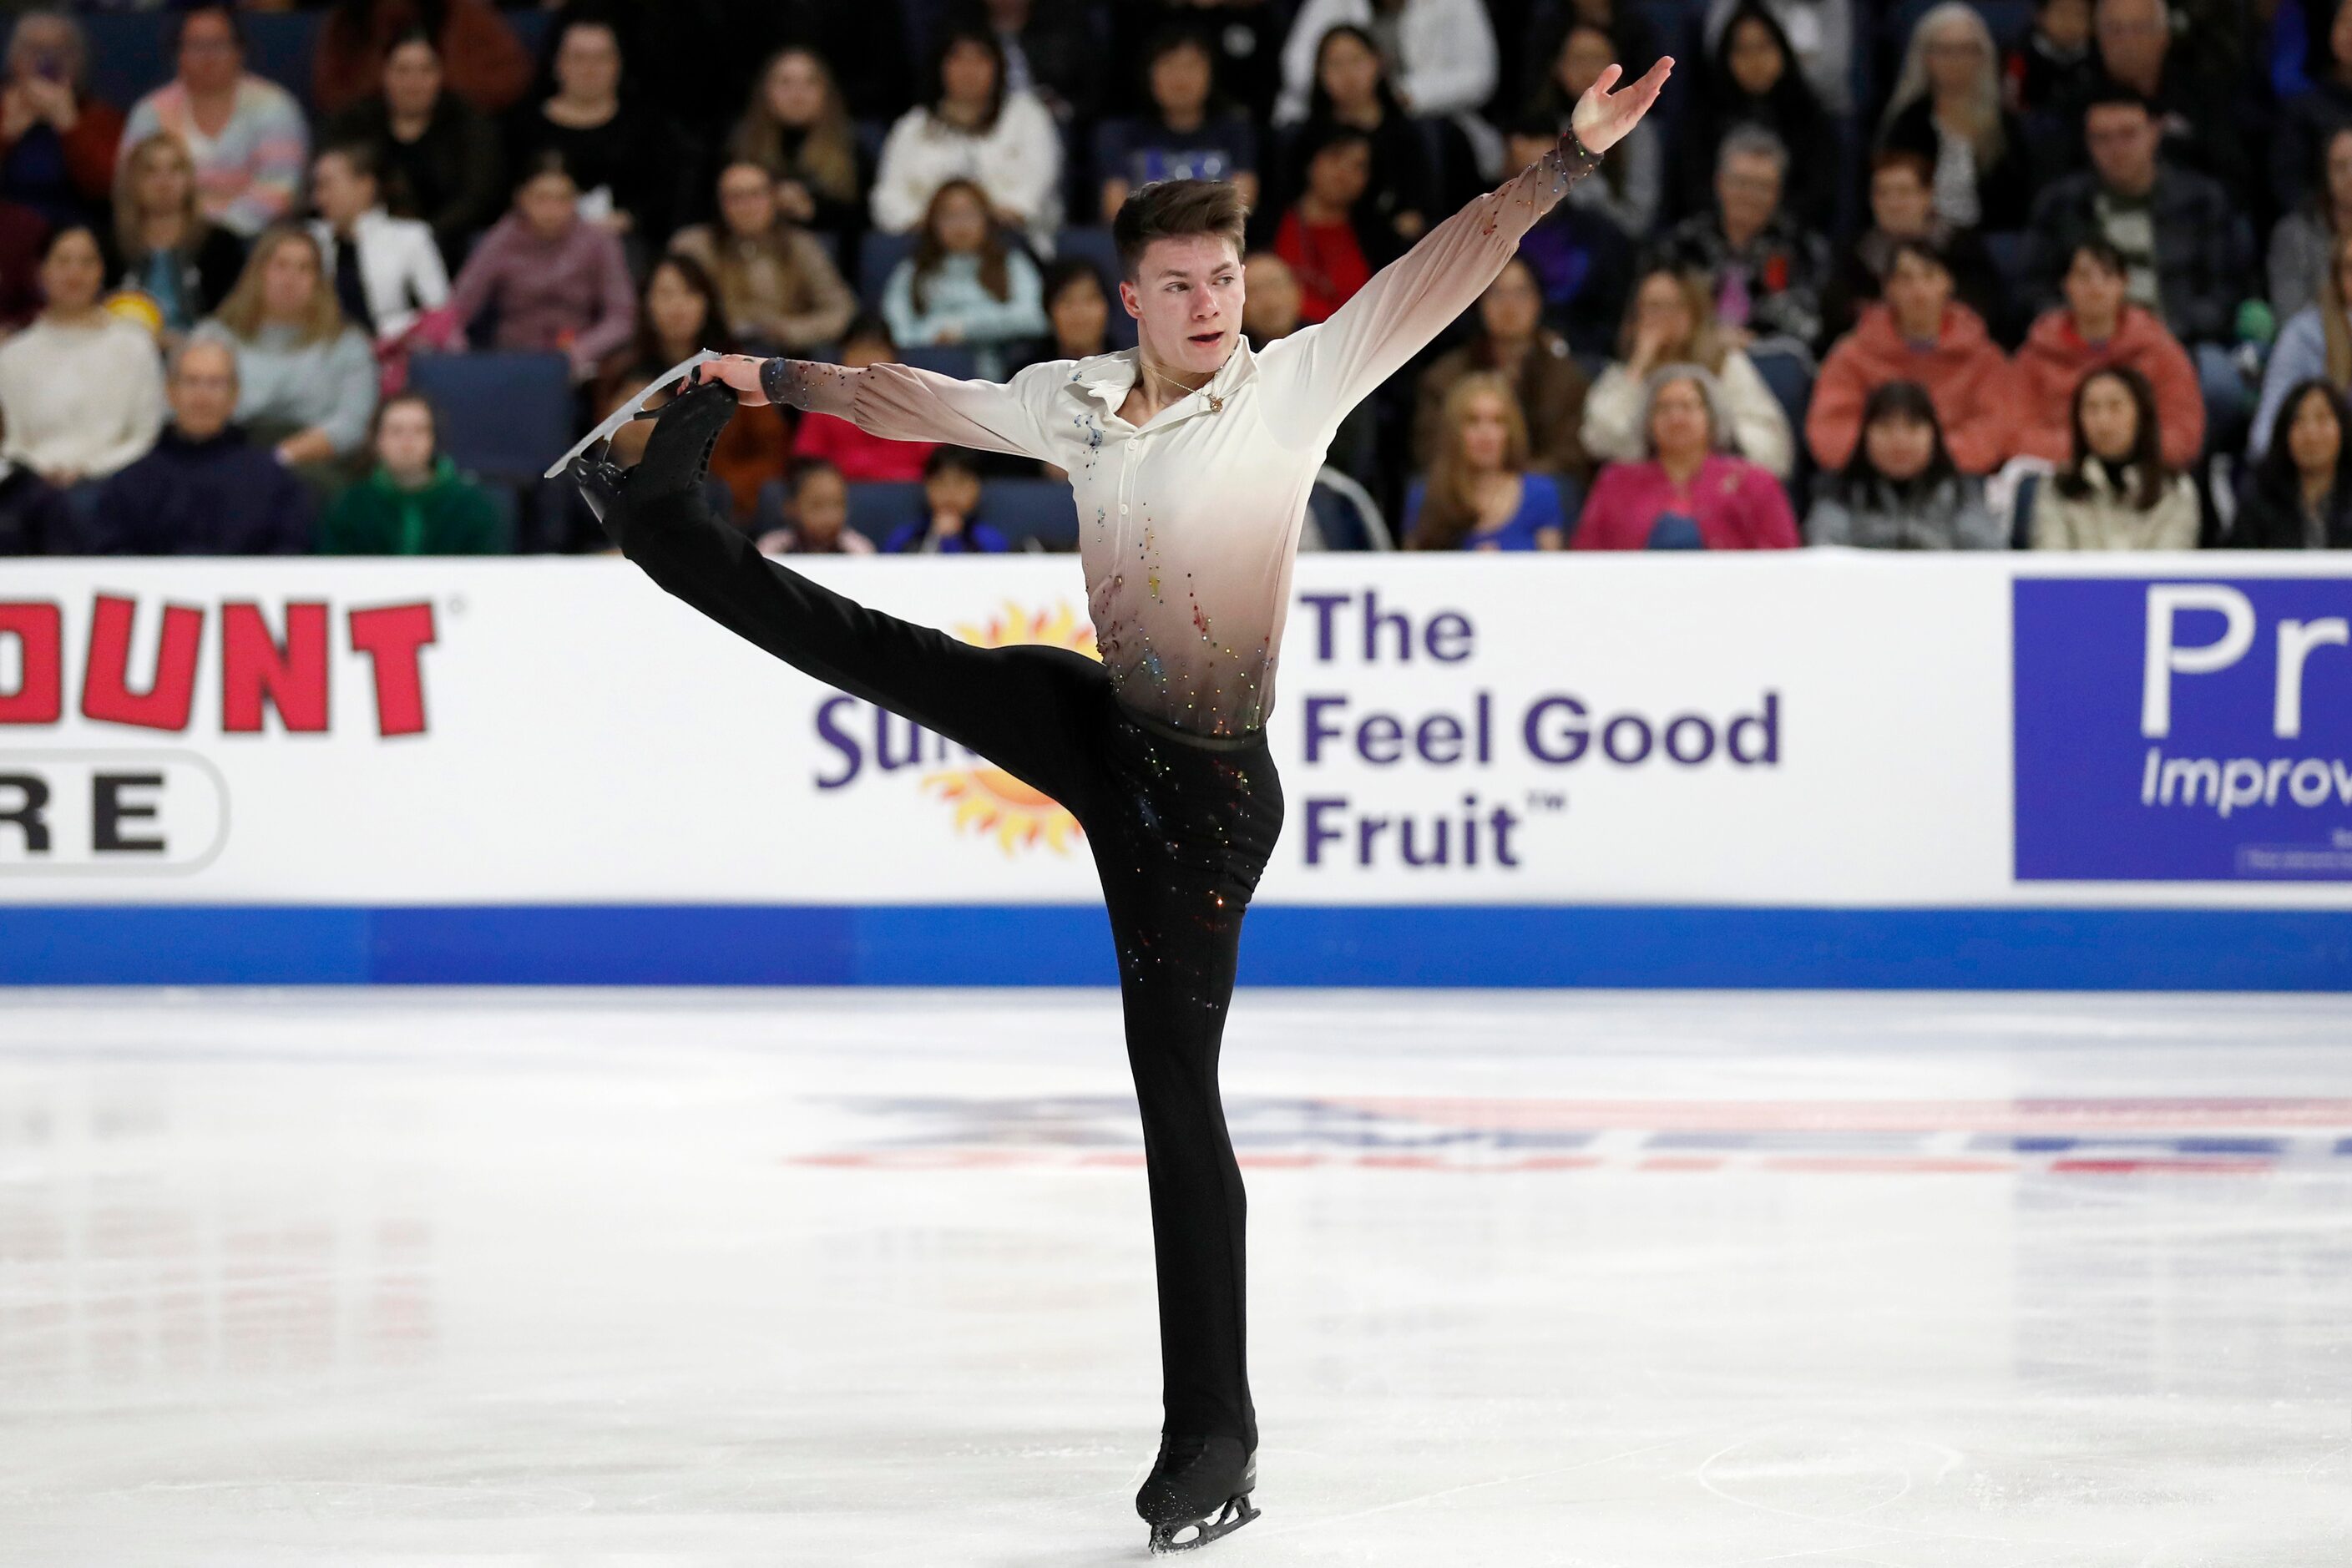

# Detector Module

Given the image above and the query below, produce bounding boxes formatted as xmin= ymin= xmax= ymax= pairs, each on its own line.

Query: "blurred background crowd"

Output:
xmin=0 ymin=0 xmax=2341 ymax=559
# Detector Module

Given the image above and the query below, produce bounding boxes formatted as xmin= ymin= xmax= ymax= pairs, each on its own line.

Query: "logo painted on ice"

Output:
xmin=2013 ymin=577 xmax=2352 ymax=880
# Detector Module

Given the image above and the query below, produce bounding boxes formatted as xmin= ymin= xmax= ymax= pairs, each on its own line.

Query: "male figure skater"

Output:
xmin=569 ymin=56 xmax=1669 ymax=1554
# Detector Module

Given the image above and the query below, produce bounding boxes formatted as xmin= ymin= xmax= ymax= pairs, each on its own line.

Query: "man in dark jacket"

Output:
xmin=83 ymin=338 xmax=314 ymax=555
xmin=0 ymin=407 xmax=73 ymax=554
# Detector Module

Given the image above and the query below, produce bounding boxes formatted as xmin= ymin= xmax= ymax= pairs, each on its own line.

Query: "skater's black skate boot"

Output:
xmin=1136 ymin=1434 xmax=1258 ymax=1553
xmin=564 ymin=374 xmax=736 ymax=539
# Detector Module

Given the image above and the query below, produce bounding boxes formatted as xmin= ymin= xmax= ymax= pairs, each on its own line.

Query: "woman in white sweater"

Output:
xmin=870 ymin=25 xmax=1062 ymax=255
xmin=2030 ymin=365 xmax=2199 ymax=551
xmin=1579 ymin=266 xmax=1795 ymax=479
xmin=0 ymin=225 xmax=165 ymax=488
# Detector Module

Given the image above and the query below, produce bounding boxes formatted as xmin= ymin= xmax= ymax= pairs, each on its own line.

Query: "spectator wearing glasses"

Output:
xmin=118 ymin=5 xmax=308 ymax=240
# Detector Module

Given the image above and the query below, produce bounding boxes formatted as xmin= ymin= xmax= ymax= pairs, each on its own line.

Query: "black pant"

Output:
xmin=623 ymin=488 xmax=1284 ymax=1449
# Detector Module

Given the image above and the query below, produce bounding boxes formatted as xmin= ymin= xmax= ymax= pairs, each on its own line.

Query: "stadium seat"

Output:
xmin=482 ymin=483 xmax=518 ymax=554
xmin=982 ymin=478 xmax=1080 ymax=550
xmin=899 ymin=344 xmax=980 ymax=380
xmin=70 ymin=13 xmax=169 ymax=113
xmin=406 ymin=352 xmax=576 ymax=489
xmin=847 ymin=480 xmax=925 ymax=544
xmin=2011 ymin=471 xmax=2042 ymax=551
xmin=1057 ymin=226 xmax=1121 ymax=287
xmin=241 ymin=12 xmax=323 ymax=110
xmin=1747 ymin=343 xmax=1815 ymax=438
xmin=859 ymin=230 xmax=918 ymax=311
xmin=1308 ymin=469 xmax=1394 ymax=551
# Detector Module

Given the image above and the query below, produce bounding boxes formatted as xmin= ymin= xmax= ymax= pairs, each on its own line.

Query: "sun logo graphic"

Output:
xmin=920 ymin=600 xmax=1098 ymax=856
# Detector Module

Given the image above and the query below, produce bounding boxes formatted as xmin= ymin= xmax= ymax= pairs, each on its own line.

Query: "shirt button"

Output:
xmin=1120 ymin=504 xmax=1130 ymax=514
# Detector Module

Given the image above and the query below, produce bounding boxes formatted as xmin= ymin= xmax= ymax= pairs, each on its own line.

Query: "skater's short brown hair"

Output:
xmin=1112 ymin=179 xmax=1248 ymax=282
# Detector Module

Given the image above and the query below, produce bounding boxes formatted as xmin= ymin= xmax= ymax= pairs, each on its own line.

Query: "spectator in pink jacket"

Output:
xmin=1806 ymin=238 xmax=2014 ymax=475
xmin=1572 ymin=365 xmax=1800 ymax=549
xmin=444 ymin=149 xmax=632 ymax=382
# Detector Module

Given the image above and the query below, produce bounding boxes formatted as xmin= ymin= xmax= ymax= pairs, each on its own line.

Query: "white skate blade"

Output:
xmin=542 ymin=350 xmax=721 ymax=478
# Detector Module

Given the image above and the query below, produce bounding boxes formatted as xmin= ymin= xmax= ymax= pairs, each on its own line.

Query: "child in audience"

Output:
xmin=757 ymin=458 xmax=877 ymax=555
xmin=1805 ymin=380 xmax=2004 ymax=549
xmin=883 ymin=445 xmax=1010 ymax=554
xmin=319 ymin=390 xmax=500 ymax=554
xmin=2030 ymin=365 xmax=2198 ymax=549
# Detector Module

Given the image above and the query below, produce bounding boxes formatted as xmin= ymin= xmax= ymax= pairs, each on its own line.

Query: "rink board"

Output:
xmin=2 ymin=553 xmax=2348 ymax=987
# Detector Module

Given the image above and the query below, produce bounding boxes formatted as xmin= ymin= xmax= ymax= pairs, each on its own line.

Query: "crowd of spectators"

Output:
xmin=0 ymin=0 xmax=2341 ymax=557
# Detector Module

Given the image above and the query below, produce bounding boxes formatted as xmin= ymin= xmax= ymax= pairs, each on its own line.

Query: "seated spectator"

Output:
xmin=1521 ymin=20 xmax=1661 ymax=240
xmin=1497 ymin=114 xmax=1633 ymax=356
xmin=1581 ymin=266 xmax=1795 ymax=478
xmin=108 ymin=132 xmax=246 ymax=346
xmin=1113 ymin=0 xmax=1288 ymax=127
xmin=1572 ymin=366 xmax=1799 ymax=549
xmin=884 ymin=446 xmax=1011 ymax=553
xmin=2277 ymin=1 xmax=2352 ymax=217
xmin=603 ymin=253 xmax=789 ymax=521
xmin=195 ymin=227 xmax=377 ymax=483
xmin=322 ymin=29 xmax=503 ymax=275
xmin=1095 ymin=25 xmax=1260 ymax=224
xmin=0 ymin=224 xmax=163 ymax=488
xmin=1645 ymin=126 xmax=1829 ymax=350
xmin=2022 ymin=89 xmax=2246 ymax=426
xmin=670 ymin=161 xmax=855 ymax=355
xmin=757 ymin=458 xmax=877 ymax=555
xmin=1824 ymin=150 xmax=2007 ymax=344
xmin=0 ymin=406 xmax=71 ymax=553
xmin=881 ymin=179 xmax=1048 ymax=382
xmin=953 ymin=0 xmax=1100 ymax=125
xmin=2255 ymin=232 xmax=2352 ymax=458
xmin=1404 ymin=372 xmax=1569 ymax=549
xmin=726 ymin=48 xmax=870 ymax=260
xmin=1808 ymin=241 xmax=2015 ymax=477
xmin=314 ymin=0 xmax=530 ymax=121
xmin=789 ymin=314 xmax=936 ymax=482
xmin=318 ymin=390 xmax=498 ymax=554
xmin=1414 ymin=255 xmax=1591 ymax=483
xmin=2030 ymin=364 xmax=2198 ymax=549
xmin=1272 ymin=124 xmax=1395 ymax=325
xmin=2016 ymin=237 xmax=2203 ymax=469
xmin=1879 ymin=3 xmax=2033 ymax=234
xmin=505 ymin=14 xmax=683 ymax=247
xmin=2064 ymin=0 xmax=2248 ymax=195
xmin=871 ymin=26 xmax=1063 ymax=255
xmin=1036 ymin=255 xmax=1110 ymax=362
xmin=1276 ymin=0 xmax=1500 ymax=133
xmin=119 ymin=6 xmax=307 ymax=240
xmin=446 ymin=151 xmax=635 ymax=384
xmin=1677 ymin=3 xmax=1837 ymax=229
xmin=1272 ymin=23 xmax=1433 ymax=245
xmin=308 ymin=143 xmax=447 ymax=347
xmin=1700 ymin=0 xmax=1853 ymax=115
xmin=2272 ymin=124 xmax=2352 ymax=322
xmin=1805 ymin=379 xmax=2004 ymax=549
xmin=2232 ymin=377 xmax=2352 ymax=549
xmin=0 ymin=10 xmax=124 ymax=230
xmin=2006 ymin=0 xmax=2097 ymax=119
xmin=82 ymin=336 xmax=309 ymax=554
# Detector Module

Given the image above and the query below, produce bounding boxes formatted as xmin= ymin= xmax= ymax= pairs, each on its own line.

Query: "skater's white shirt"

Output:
xmin=774 ymin=148 xmax=1586 ymax=737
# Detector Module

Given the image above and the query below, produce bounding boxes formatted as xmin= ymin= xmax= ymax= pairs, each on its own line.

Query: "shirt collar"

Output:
xmin=1069 ymin=338 xmax=1256 ymax=417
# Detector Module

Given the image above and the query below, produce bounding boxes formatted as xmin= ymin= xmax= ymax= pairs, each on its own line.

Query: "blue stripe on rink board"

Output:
xmin=0 ymin=905 xmax=2349 ymax=989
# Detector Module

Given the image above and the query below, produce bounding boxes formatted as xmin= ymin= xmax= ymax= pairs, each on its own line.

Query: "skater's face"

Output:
xmin=2289 ymin=387 xmax=2345 ymax=479
xmin=1726 ymin=18 xmax=1785 ymax=98
xmin=1869 ymin=162 xmax=1932 ymax=235
xmin=377 ymin=399 xmax=436 ymax=478
xmin=1122 ymin=233 xmax=1243 ymax=377
xmin=793 ymin=468 xmax=848 ymax=539
xmin=38 ymin=227 xmax=102 ymax=313
xmin=260 ymin=235 xmax=322 ymax=319
xmin=763 ymin=51 xmax=827 ymax=128
xmin=1863 ymin=407 xmax=1935 ymax=483
xmin=167 ymin=340 xmax=238 ymax=440
xmin=1317 ymin=33 xmax=1379 ymax=112
xmin=1555 ymin=25 xmax=1616 ymax=100
xmin=1479 ymin=259 xmax=1542 ymax=342
xmin=383 ymin=38 xmax=441 ymax=118
xmin=554 ymin=23 xmax=621 ymax=104
xmin=1457 ymin=387 xmax=1514 ymax=471
xmin=2062 ymin=248 xmax=2127 ymax=331
xmin=1151 ymin=42 xmax=1212 ymax=120
xmin=2077 ymin=372 xmax=2140 ymax=462
xmin=1050 ymin=268 xmax=1108 ymax=355
xmin=717 ymin=163 xmax=779 ymax=237
xmin=518 ymin=171 xmax=579 ymax=240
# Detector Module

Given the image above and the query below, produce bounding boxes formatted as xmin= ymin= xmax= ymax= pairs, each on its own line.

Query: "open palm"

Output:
xmin=1570 ymin=58 xmax=1674 ymax=155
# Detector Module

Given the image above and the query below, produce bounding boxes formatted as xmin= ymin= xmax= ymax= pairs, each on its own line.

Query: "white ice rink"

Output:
xmin=2 ymin=988 xmax=2348 ymax=1566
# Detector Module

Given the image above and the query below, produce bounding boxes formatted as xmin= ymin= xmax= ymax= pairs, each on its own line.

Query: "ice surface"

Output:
xmin=1 ymin=988 xmax=2348 ymax=1565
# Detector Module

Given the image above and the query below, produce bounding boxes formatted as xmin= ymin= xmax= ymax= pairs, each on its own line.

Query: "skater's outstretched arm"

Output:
xmin=682 ymin=352 xmax=1070 ymax=465
xmin=1253 ymin=56 xmax=1673 ymax=448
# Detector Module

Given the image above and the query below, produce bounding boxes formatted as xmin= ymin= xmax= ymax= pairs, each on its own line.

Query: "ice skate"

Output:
xmin=1136 ymin=1434 xmax=1258 ymax=1553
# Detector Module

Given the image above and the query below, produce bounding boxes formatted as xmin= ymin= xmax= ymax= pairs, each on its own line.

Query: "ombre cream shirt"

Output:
xmin=767 ymin=144 xmax=1590 ymax=738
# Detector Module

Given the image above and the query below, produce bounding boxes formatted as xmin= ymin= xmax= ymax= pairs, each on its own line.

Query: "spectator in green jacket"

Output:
xmin=319 ymin=390 xmax=499 ymax=554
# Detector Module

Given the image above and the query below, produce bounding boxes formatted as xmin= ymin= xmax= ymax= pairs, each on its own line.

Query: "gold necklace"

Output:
xmin=1138 ymin=353 xmax=1222 ymax=413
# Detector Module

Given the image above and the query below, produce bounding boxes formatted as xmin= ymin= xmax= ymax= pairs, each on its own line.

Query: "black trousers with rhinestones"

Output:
xmin=619 ymin=485 xmax=1283 ymax=1451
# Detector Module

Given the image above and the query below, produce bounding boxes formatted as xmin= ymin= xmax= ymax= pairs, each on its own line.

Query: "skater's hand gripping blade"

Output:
xmin=544 ymin=349 xmax=721 ymax=478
